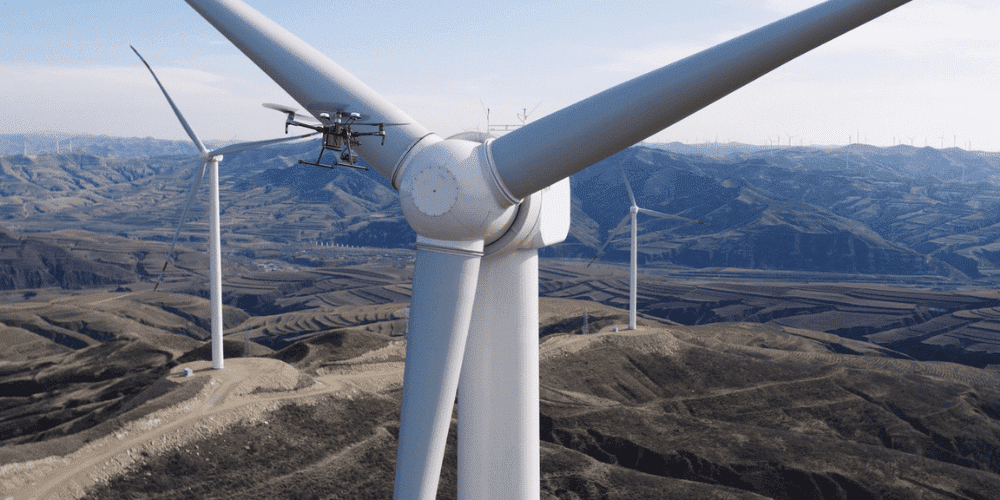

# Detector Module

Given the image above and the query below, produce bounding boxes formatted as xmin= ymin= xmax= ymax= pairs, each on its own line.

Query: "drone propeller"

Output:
xmin=261 ymin=102 xmax=297 ymax=114
xmin=262 ymin=102 xmax=318 ymax=122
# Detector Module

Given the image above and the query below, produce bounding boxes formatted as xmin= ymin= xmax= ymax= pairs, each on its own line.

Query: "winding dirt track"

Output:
xmin=1 ymin=356 xmax=405 ymax=500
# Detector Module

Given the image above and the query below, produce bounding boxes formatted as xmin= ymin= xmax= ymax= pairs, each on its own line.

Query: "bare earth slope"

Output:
xmin=4 ymin=297 xmax=1000 ymax=499
xmin=2 ymin=358 xmax=324 ymax=499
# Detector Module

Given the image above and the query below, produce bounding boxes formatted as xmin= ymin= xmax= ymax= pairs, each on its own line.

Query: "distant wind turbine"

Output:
xmin=132 ymin=46 xmax=316 ymax=370
xmin=589 ymin=160 xmax=692 ymax=330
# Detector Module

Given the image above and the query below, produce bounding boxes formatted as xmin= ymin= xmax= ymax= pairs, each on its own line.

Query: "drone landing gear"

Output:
xmin=298 ymin=146 xmax=368 ymax=170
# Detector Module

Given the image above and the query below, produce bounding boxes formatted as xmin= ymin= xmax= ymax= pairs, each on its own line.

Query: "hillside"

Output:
xmin=548 ymin=144 xmax=1000 ymax=281
xmin=4 ymin=137 xmax=1000 ymax=282
xmin=3 ymin=292 xmax=1000 ymax=499
xmin=4 ymin=227 xmax=1000 ymax=368
xmin=6 ymin=134 xmax=1000 ymax=498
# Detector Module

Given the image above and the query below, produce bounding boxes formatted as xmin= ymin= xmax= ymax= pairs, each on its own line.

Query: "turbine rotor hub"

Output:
xmin=398 ymin=136 xmax=518 ymax=243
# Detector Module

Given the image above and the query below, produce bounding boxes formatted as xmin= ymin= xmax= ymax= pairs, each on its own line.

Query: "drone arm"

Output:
xmin=286 ymin=119 xmax=323 ymax=132
xmin=489 ymin=0 xmax=912 ymax=199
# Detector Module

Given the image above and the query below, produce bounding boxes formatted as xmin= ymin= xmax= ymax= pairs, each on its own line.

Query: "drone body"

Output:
xmin=263 ymin=103 xmax=406 ymax=169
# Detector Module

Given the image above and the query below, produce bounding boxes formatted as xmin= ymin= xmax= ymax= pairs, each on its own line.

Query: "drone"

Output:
xmin=263 ymin=103 xmax=406 ymax=170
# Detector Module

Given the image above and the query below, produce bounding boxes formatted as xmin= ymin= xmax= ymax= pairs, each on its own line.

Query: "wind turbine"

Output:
xmin=179 ymin=0 xmax=916 ymax=497
xmin=588 ymin=160 xmax=691 ymax=330
xmin=131 ymin=46 xmax=316 ymax=370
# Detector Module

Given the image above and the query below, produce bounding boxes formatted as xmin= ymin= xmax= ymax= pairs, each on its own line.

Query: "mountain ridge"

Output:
xmin=4 ymin=135 xmax=1000 ymax=282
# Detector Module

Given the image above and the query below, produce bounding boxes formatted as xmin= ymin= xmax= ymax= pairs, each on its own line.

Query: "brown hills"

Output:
xmin=6 ymin=141 xmax=1000 ymax=281
xmin=3 ymin=257 xmax=1000 ymax=498
xmin=0 ymin=228 xmax=140 ymax=290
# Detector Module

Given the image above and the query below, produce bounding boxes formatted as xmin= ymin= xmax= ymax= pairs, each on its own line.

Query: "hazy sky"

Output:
xmin=1 ymin=0 xmax=996 ymax=150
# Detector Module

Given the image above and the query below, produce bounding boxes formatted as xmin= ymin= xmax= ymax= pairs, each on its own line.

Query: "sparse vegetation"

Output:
xmin=6 ymin=143 xmax=1000 ymax=500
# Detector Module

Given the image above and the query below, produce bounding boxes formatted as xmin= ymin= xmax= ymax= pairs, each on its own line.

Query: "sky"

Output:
xmin=1 ymin=0 xmax=997 ymax=150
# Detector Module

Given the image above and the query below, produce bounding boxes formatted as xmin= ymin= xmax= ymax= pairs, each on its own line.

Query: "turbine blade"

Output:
xmin=394 ymin=241 xmax=483 ymax=499
xmin=206 ymin=132 xmax=318 ymax=157
xmin=489 ymin=0 xmax=912 ymax=199
xmin=154 ymin=160 xmax=208 ymax=289
xmin=618 ymin=160 xmax=637 ymax=207
xmin=637 ymin=207 xmax=688 ymax=222
xmin=130 ymin=45 xmax=208 ymax=154
xmin=183 ymin=0 xmax=431 ymax=183
xmin=459 ymin=248 xmax=539 ymax=498
xmin=587 ymin=214 xmax=631 ymax=267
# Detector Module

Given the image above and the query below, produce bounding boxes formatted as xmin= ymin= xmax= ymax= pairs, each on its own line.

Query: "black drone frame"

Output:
xmin=275 ymin=108 xmax=406 ymax=170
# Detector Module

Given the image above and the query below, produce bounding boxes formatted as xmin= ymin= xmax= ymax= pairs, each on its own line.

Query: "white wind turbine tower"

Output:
xmin=131 ymin=46 xmax=316 ymax=370
xmin=588 ymin=160 xmax=691 ymax=330
xmin=179 ymin=0 xmax=917 ymax=497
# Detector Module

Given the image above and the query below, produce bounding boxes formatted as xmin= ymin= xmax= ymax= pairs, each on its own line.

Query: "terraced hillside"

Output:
xmin=5 ymin=225 xmax=1000 ymax=371
xmin=541 ymin=260 xmax=1000 ymax=368
xmin=4 ymin=292 xmax=1000 ymax=499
